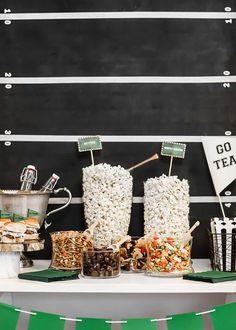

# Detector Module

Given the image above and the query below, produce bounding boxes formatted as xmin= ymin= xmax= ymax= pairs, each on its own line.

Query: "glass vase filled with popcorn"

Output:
xmin=144 ymin=175 xmax=190 ymax=237
xmin=83 ymin=163 xmax=133 ymax=248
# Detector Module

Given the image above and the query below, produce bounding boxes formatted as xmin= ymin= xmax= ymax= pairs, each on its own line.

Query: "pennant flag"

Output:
xmin=210 ymin=302 xmax=236 ymax=330
xmin=27 ymin=311 xmax=65 ymax=330
xmin=76 ymin=317 xmax=112 ymax=330
xmin=0 ymin=302 xmax=20 ymax=329
xmin=121 ymin=317 xmax=157 ymax=330
xmin=167 ymin=312 xmax=204 ymax=330
xmin=202 ymin=137 xmax=236 ymax=194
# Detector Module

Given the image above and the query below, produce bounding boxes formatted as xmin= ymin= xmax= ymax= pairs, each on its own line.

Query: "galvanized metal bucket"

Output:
xmin=0 ymin=188 xmax=72 ymax=228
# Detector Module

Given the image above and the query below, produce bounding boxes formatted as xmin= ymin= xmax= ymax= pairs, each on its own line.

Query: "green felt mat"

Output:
xmin=18 ymin=268 xmax=79 ymax=282
xmin=183 ymin=271 xmax=236 ymax=283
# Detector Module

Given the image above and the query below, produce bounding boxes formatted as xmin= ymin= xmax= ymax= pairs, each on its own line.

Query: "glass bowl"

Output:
xmin=81 ymin=248 xmax=120 ymax=278
xmin=146 ymin=235 xmax=193 ymax=277
xmin=50 ymin=231 xmax=93 ymax=271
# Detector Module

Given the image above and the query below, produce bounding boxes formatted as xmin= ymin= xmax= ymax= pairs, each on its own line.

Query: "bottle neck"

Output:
xmin=40 ymin=178 xmax=57 ymax=192
xmin=20 ymin=168 xmax=37 ymax=191
xmin=40 ymin=185 xmax=52 ymax=192
xmin=20 ymin=181 xmax=33 ymax=191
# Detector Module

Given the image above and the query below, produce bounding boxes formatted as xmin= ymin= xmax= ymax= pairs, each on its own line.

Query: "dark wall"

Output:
xmin=0 ymin=0 xmax=235 ymax=259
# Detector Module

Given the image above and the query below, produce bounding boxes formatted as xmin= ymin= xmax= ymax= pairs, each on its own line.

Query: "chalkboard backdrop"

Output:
xmin=0 ymin=0 xmax=235 ymax=259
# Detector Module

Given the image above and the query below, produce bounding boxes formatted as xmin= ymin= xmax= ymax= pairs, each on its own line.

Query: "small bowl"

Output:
xmin=81 ymin=249 xmax=120 ymax=278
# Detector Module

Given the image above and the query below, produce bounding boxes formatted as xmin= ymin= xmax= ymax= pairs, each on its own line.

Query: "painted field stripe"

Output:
xmin=1 ymin=135 xmax=235 ymax=143
xmin=49 ymin=196 xmax=236 ymax=204
xmin=0 ymin=11 xmax=236 ymax=20
xmin=1 ymin=76 xmax=236 ymax=84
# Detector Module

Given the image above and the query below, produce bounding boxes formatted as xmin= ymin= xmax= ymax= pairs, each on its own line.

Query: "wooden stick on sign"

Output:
xmin=90 ymin=150 xmax=95 ymax=166
xmin=168 ymin=156 xmax=174 ymax=176
xmin=128 ymin=154 xmax=159 ymax=172
xmin=217 ymin=193 xmax=226 ymax=218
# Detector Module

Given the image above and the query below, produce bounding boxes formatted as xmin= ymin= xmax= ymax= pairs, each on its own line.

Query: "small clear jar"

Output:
xmin=146 ymin=235 xmax=193 ymax=277
xmin=50 ymin=231 xmax=93 ymax=271
xmin=120 ymin=237 xmax=147 ymax=272
xmin=81 ymin=249 xmax=120 ymax=278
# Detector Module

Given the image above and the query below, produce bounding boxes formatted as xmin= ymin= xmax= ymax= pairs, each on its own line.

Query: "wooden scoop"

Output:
xmin=83 ymin=220 xmax=100 ymax=240
xmin=138 ymin=229 xmax=156 ymax=242
xmin=108 ymin=235 xmax=131 ymax=251
xmin=181 ymin=221 xmax=200 ymax=246
xmin=128 ymin=154 xmax=158 ymax=172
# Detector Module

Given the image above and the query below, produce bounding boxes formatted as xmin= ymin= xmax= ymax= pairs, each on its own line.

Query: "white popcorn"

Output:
xmin=83 ymin=163 xmax=133 ymax=247
xmin=144 ymin=174 xmax=190 ymax=238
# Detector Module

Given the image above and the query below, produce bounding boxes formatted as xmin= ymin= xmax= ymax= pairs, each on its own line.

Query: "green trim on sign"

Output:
xmin=78 ymin=136 xmax=102 ymax=152
xmin=161 ymin=142 xmax=186 ymax=158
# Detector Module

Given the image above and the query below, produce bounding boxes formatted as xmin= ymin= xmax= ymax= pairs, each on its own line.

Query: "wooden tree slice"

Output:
xmin=0 ymin=240 xmax=44 ymax=252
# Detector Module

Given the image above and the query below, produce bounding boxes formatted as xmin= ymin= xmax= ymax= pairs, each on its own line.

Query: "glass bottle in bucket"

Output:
xmin=20 ymin=165 xmax=37 ymax=191
xmin=40 ymin=173 xmax=60 ymax=192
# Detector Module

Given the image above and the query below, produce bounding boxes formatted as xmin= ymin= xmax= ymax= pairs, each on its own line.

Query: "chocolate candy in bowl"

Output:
xmin=82 ymin=249 xmax=120 ymax=278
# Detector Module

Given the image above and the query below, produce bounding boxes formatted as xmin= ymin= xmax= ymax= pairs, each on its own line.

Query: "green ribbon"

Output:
xmin=121 ymin=318 xmax=157 ymax=330
xmin=27 ymin=311 xmax=65 ymax=330
xmin=75 ymin=318 xmax=111 ymax=330
xmin=0 ymin=302 xmax=20 ymax=329
xmin=211 ymin=302 xmax=236 ymax=330
xmin=167 ymin=312 xmax=204 ymax=330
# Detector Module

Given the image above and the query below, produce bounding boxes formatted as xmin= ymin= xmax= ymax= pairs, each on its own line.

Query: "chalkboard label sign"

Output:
xmin=78 ymin=136 xmax=102 ymax=152
xmin=161 ymin=142 xmax=186 ymax=158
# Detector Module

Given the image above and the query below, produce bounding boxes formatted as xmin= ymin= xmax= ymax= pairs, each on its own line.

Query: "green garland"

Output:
xmin=0 ymin=301 xmax=236 ymax=329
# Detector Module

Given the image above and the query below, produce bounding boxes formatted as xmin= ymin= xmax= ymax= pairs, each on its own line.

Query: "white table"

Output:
xmin=0 ymin=259 xmax=235 ymax=330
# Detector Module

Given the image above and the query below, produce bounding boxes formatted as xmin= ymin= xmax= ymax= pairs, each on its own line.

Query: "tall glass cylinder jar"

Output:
xmin=83 ymin=164 xmax=133 ymax=248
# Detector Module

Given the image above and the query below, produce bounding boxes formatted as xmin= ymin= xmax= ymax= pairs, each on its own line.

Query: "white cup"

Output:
xmin=0 ymin=252 xmax=20 ymax=278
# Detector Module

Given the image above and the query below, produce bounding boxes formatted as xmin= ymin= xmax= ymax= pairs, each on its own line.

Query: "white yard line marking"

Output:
xmin=1 ymin=76 xmax=236 ymax=84
xmin=0 ymin=11 xmax=235 ymax=20
xmin=49 ymin=196 xmax=236 ymax=204
xmin=1 ymin=135 xmax=235 ymax=143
